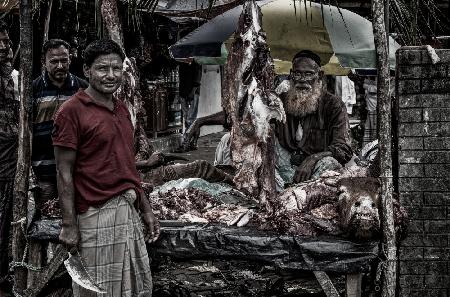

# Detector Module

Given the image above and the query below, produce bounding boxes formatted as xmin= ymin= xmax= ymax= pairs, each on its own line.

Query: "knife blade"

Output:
xmin=64 ymin=252 xmax=107 ymax=294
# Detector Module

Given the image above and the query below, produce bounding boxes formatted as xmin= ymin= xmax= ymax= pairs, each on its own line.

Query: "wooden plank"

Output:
xmin=346 ymin=273 xmax=362 ymax=297
xmin=313 ymin=271 xmax=340 ymax=297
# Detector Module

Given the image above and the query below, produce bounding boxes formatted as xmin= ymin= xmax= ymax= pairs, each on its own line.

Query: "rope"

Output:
xmin=9 ymin=261 xmax=42 ymax=272
xmin=374 ymin=259 xmax=385 ymax=292
xmin=9 ymin=215 xmax=43 ymax=297
xmin=373 ymin=243 xmax=397 ymax=292
xmin=10 ymin=217 xmax=26 ymax=226
xmin=9 ymin=237 xmax=43 ymax=272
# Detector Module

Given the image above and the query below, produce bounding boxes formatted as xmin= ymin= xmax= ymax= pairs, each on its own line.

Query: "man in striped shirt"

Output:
xmin=32 ymin=39 xmax=88 ymax=208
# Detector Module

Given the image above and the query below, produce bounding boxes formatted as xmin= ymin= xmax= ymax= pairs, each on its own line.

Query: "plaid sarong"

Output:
xmin=72 ymin=189 xmax=152 ymax=297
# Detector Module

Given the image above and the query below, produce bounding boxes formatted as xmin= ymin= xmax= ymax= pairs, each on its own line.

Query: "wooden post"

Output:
xmin=346 ymin=273 xmax=362 ymax=297
xmin=13 ymin=0 xmax=33 ymax=293
xmin=23 ymin=245 xmax=67 ymax=297
xmin=27 ymin=0 xmax=53 ymax=284
xmin=42 ymin=0 xmax=53 ymax=43
xmin=371 ymin=0 xmax=397 ymax=297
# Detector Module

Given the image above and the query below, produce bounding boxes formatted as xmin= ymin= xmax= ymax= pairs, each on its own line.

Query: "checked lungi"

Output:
xmin=72 ymin=189 xmax=152 ymax=297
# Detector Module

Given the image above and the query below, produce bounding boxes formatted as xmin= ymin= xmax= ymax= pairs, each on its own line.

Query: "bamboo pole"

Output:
xmin=371 ymin=0 xmax=397 ymax=296
xmin=28 ymin=0 xmax=54 ymax=285
xmin=42 ymin=0 xmax=53 ymax=43
xmin=12 ymin=0 xmax=32 ymax=293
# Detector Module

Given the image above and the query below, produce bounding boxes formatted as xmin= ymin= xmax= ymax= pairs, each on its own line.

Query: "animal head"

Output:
xmin=337 ymin=177 xmax=381 ymax=240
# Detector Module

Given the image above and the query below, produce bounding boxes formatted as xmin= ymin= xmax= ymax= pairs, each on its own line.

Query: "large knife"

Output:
xmin=64 ymin=251 xmax=107 ymax=294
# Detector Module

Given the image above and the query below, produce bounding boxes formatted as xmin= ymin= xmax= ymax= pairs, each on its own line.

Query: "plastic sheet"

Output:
xmin=150 ymin=223 xmax=379 ymax=273
xmin=29 ymin=218 xmax=378 ymax=273
xmin=28 ymin=219 xmax=61 ymax=241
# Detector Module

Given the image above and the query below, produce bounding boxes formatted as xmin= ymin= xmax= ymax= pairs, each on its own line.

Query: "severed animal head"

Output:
xmin=226 ymin=0 xmax=285 ymax=141
xmin=337 ymin=177 xmax=381 ymax=240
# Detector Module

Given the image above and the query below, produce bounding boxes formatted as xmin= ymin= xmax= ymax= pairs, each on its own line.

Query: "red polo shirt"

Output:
xmin=52 ymin=90 xmax=142 ymax=213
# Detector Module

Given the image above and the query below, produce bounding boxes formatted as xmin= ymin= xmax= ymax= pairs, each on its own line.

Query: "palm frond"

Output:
xmin=293 ymin=0 xmax=297 ymax=17
xmin=327 ymin=0 xmax=334 ymax=27
xmin=309 ymin=0 xmax=312 ymax=25
xmin=320 ymin=0 xmax=324 ymax=26
xmin=303 ymin=0 xmax=308 ymax=26
xmin=206 ymin=0 xmax=217 ymax=18
xmin=390 ymin=0 xmax=449 ymax=45
xmin=333 ymin=0 xmax=353 ymax=46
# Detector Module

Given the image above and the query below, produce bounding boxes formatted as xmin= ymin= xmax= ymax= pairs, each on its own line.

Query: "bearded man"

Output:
xmin=184 ymin=50 xmax=352 ymax=187
xmin=275 ymin=50 xmax=353 ymax=183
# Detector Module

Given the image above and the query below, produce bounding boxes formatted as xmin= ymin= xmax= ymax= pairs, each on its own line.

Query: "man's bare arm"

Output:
xmin=135 ymin=152 xmax=165 ymax=170
xmin=183 ymin=111 xmax=226 ymax=149
xmin=137 ymin=191 xmax=160 ymax=243
xmin=55 ymin=146 xmax=79 ymax=251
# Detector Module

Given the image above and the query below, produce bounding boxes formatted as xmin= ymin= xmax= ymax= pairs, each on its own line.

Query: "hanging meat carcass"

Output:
xmin=101 ymin=0 xmax=153 ymax=160
xmin=222 ymin=0 xmax=285 ymax=211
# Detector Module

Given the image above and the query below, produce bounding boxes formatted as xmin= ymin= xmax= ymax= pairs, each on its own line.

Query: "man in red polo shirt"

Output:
xmin=53 ymin=39 xmax=159 ymax=296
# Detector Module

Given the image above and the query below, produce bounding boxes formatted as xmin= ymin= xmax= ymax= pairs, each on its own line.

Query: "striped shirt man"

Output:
xmin=32 ymin=71 xmax=87 ymax=181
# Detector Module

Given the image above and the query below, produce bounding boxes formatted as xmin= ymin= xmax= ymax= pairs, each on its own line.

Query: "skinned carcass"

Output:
xmin=101 ymin=0 xmax=153 ymax=160
xmin=146 ymin=186 xmax=253 ymax=226
xmin=256 ymin=167 xmax=408 ymax=240
xmin=222 ymin=0 xmax=285 ymax=211
xmin=143 ymin=162 xmax=406 ymax=240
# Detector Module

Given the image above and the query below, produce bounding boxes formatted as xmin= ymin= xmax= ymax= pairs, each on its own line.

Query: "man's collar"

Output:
xmin=77 ymin=89 xmax=121 ymax=108
xmin=76 ymin=89 xmax=93 ymax=104
xmin=43 ymin=71 xmax=74 ymax=89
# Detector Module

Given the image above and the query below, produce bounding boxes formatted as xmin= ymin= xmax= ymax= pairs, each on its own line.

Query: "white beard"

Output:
xmin=284 ymin=80 xmax=323 ymax=117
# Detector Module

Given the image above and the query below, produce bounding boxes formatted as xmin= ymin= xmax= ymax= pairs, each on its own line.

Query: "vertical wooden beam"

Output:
xmin=26 ymin=240 xmax=43 ymax=289
xmin=346 ymin=273 xmax=362 ymax=297
xmin=371 ymin=0 xmax=397 ymax=297
xmin=13 ymin=0 xmax=33 ymax=293
xmin=23 ymin=245 xmax=67 ymax=297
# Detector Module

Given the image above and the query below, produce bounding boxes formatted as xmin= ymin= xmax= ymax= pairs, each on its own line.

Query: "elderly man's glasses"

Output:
xmin=291 ymin=71 xmax=318 ymax=80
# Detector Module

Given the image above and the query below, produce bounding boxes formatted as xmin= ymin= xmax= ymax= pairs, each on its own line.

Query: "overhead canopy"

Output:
xmin=170 ymin=0 xmax=400 ymax=73
xmin=154 ymin=0 xmax=237 ymax=11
